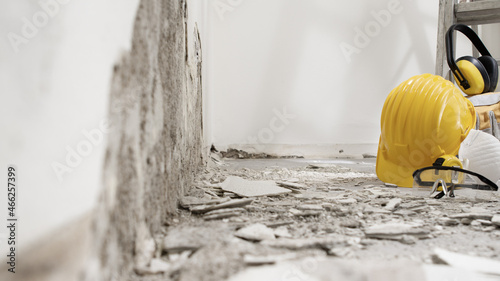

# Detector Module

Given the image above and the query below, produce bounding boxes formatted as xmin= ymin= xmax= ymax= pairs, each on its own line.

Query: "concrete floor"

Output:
xmin=224 ymin=158 xmax=377 ymax=174
xmin=4 ymin=158 xmax=500 ymax=281
xmin=173 ymin=157 xmax=500 ymax=280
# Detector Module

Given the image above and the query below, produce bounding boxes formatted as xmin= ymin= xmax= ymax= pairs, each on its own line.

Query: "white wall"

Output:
xmin=0 ymin=0 xmax=140 ymax=252
xmin=206 ymin=0 xmax=442 ymax=157
xmin=481 ymin=23 xmax=500 ymax=63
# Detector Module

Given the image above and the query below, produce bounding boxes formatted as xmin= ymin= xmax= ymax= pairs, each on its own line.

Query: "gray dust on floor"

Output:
xmin=134 ymin=157 xmax=500 ymax=281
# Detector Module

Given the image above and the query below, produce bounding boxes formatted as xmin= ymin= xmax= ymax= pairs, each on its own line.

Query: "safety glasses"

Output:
xmin=412 ymin=166 xmax=498 ymax=199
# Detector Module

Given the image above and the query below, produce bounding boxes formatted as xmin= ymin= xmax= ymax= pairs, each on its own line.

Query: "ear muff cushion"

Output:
xmin=456 ymin=56 xmax=489 ymax=95
xmin=478 ymin=56 xmax=499 ymax=92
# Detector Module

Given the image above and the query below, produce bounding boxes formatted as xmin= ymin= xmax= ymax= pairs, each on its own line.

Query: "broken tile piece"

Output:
xmin=203 ymin=207 xmax=246 ymax=220
xmin=432 ymin=248 xmax=500 ymax=276
xmin=363 ymin=206 xmax=391 ymax=214
xmin=437 ymin=217 xmax=460 ymax=226
xmin=243 ymin=253 xmax=298 ymax=266
xmin=476 ymin=219 xmax=493 ymax=226
xmin=277 ymin=181 xmax=306 ymax=191
xmin=337 ymin=198 xmax=357 ymax=204
xmin=329 ymin=187 xmax=346 ymax=191
xmin=297 ymin=204 xmax=324 ymax=211
xmin=221 ymin=176 xmax=291 ymax=197
xmin=492 ymin=214 xmax=500 ymax=227
xmin=190 ymin=198 xmax=254 ymax=214
xmin=364 ymin=223 xmax=431 ymax=241
xmin=235 ymin=223 xmax=276 ymax=242
xmin=179 ymin=196 xmax=230 ymax=209
xmin=262 ymin=236 xmax=347 ymax=250
xmin=449 ymin=213 xmax=493 ymax=220
xmin=384 ymin=198 xmax=402 ymax=211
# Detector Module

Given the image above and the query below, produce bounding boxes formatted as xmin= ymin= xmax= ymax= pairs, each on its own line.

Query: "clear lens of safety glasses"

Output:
xmin=412 ymin=166 xmax=498 ymax=199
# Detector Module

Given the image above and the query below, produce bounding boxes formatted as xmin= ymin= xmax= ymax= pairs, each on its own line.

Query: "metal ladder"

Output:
xmin=435 ymin=0 xmax=500 ymax=79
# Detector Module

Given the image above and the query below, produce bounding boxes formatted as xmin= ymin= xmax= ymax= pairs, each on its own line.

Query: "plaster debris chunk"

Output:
xmin=476 ymin=219 xmax=493 ymax=226
xmin=461 ymin=218 xmax=473 ymax=225
xmin=262 ymin=236 xmax=347 ymax=250
xmin=328 ymin=247 xmax=354 ymax=257
xmin=408 ymin=206 xmax=429 ymax=213
xmin=338 ymin=198 xmax=357 ymax=204
xmin=491 ymin=214 xmax=500 ymax=226
xmin=329 ymin=187 xmax=347 ymax=191
xmin=221 ymin=176 xmax=291 ymax=197
xmin=322 ymin=203 xmax=341 ymax=212
xmin=297 ymin=204 xmax=324 ymax=211
xmin=190 ymin=198 xmax=254 ymax=214
xmin=437 ymin=217 xmax=460 ymax=226
xmin=393 ymin=210 xmax=417 ymax=217
xmin=341 ymin=219 xmax=362 ymax=228
xmin=203 ymin=207 xmax=246 ymax=220
xmin=273 ymin=226 xmax=292 ymax=238
xmin=179 ymin=196 xmax=230 ymax=209
xmin=384 ymin=198 xmax=402 ymax=211
xmin=482 ymin=226 xmax=496 ymax=232
xmin=134 ymin=237 xmax=156 ymax=269
xmin=291 ymin=209 xmax=322 ymax=217
xmin=364 ymin=223 xmax=431 ymax=241
xmin=470 ymin=220 xmax=482 ymax=228
xmin=243 ymin=253 xmax=298 ymax=266
xmin=432 ymin=248 xmax=500 ymax=276
xmin=277 ymin=181 xmax=306 ymax=191
xmin=265 ymin=220 xmax=295 ymax=228
xmin=363 ymin=206 xmax=391 ymax=214
xmin=234 ymin=223 xmax=276 ymax=242
xmin=135 ymin=259 xmax=171 ymax=275
xmin=150 ymin=259 xmax=171 ymax=273
xmin=399 ymin=235 xmax=418 ymax=245
xmin=449 ymin=212 xmax=493 ymax=220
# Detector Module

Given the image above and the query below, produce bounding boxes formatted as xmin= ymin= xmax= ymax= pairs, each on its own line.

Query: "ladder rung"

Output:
xmin=456 ymin=0 xmax=500 ymax=25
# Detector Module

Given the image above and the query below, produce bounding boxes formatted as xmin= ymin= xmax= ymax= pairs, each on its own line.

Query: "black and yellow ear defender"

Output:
xmin=446 ymin=24 xmax=498 ymax=96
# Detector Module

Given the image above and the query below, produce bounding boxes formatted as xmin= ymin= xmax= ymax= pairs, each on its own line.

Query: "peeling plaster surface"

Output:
xmin=91 ymin=0 xmax=204 ymax=279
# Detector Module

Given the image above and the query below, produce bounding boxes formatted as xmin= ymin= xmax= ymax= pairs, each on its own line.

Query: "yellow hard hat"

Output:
xmin=376 ymin=74 xmax=476 ymax=187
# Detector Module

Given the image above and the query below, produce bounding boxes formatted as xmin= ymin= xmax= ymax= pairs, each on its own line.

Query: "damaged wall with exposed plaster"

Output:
xmin=88 ymin=0 xmax=205 ymax=279
xmin=0 ymin=0 xmax=206 ymax=279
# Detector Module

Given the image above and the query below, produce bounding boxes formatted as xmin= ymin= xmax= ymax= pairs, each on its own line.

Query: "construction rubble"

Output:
xmin=133 ymin=157 xmax=500 ymax=281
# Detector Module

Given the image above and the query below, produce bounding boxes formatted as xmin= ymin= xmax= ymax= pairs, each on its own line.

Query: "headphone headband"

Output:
xmin=445 ymin=24 xmax=492 ymax=90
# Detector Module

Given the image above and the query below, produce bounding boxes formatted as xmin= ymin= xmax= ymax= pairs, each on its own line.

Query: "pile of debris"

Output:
xmin=132 ymin=158 xmax=500 ymax=281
